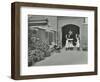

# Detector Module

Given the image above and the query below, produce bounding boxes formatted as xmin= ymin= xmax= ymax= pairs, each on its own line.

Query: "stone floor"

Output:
xmin=34 ymin=48 xmax=88 ymax=66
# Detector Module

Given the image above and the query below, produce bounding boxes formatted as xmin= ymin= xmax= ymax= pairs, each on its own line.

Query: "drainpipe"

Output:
xmin=57 ymin=16 xmax=59 ymax=46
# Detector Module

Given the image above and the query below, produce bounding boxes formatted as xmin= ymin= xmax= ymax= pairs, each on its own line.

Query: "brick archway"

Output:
xmin=62 ymin=24 xmax=80 ymax=47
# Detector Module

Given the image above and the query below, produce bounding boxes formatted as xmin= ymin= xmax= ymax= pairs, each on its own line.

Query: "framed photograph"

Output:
xmin=11 ymin=2 xmax=98 ymax=80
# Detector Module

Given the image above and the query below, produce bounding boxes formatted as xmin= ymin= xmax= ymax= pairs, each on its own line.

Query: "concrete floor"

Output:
xmin=34 ymin=48 xmax=88 ymax=66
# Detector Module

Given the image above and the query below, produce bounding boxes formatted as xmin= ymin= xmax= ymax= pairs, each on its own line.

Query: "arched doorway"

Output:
xmin=62 ymin=24 xmax=80 ymax=47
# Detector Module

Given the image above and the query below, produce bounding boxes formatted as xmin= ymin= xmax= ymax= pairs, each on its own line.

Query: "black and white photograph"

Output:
xmin=28 ymin=15 xmax=88 ymax=67
xmin=11 ymin=2 xmax=97 ymax=79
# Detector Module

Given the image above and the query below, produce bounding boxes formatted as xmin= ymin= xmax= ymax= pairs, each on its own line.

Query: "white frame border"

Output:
xmin=20 ymin=7 xmax=95 ymax=75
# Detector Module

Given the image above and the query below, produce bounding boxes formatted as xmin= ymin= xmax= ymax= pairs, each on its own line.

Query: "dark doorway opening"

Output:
xmin=62 ymin=24 xmax=80 ymax=47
